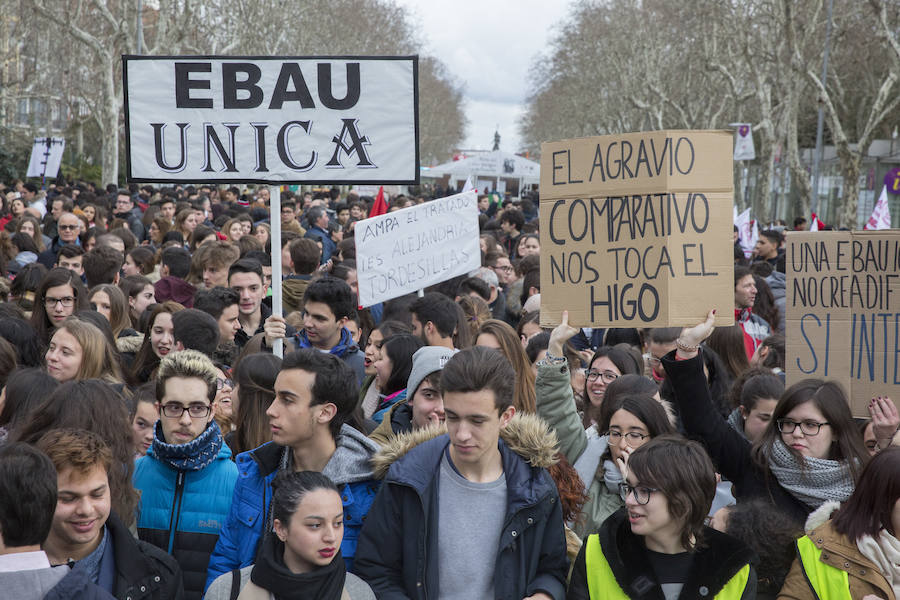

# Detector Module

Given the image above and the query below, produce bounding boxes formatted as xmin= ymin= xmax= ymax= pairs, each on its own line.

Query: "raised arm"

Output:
xmin=535 ymin=311 xmax=589 ymax=464
xmin=661 ymin=310 xmax=754 ymax=482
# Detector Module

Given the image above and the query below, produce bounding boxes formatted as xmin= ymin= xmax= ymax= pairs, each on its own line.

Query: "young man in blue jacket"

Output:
xmin=133 ymin=350 xmax=238 ymax=600
xmin=261 ymin=277 xmax=366 ymax=384
xmin=353 ymin=346 xmax=568 ymax=600
xmin=205 ymin=349 xmax=380 ymax=591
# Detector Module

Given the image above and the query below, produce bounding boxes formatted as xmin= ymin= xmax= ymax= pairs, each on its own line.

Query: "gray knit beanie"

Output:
xmin=406 ymin=346 xmax=458 ymax=396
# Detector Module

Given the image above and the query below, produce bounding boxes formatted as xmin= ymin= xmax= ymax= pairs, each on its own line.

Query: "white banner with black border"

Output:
xmin=123 ymin=55 xmax=419 ymax=184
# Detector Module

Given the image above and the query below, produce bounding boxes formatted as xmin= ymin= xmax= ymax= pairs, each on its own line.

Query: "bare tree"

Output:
xmin=806 ymin=0 xmax=900 ymax=227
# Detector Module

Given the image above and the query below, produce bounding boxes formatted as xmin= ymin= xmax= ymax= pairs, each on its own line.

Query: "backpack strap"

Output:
xmin=229 ymin=569 xmax=241 ymax=600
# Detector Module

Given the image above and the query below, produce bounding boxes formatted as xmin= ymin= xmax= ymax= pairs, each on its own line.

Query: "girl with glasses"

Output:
xmin=568 ymin=435 xmax=756 ymax=600
xmin=664 ymin=310 xmax=872 ymax=525
xmin=30 ymin=267 xmax=88 ymax=344
xmin=536 ymin=311 xmax=675 ymax=538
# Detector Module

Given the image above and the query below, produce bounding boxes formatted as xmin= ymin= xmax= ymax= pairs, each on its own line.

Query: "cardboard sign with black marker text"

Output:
xmin=786 ymin=231 xmax=900 ymax=417
xmin=539 ymin=130 xmax=735 ymax=328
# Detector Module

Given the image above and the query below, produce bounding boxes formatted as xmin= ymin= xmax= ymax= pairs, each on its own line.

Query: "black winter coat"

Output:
xmin=567 ymin=508 xmax=757 ymax=600
xmin=107 ymin=512 xmax=185 ymax=600
xmin=353 ymin=432 xmax=568 ymax=600
xmin=661 ymin=350 xmax=810 ymax=525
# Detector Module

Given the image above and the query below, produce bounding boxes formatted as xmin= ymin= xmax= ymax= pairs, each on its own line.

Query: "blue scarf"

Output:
xmin=295 ymin=326 xmax=356 ymax=358
xmin=151 ymin=420 xmax=223 ymax=471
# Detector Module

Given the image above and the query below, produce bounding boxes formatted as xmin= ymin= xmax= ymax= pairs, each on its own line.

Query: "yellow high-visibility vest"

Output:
xmin=583 ymin=533 xmax=751 ymax=599
xmin=795 ymin=536 xmax=852 ymax=600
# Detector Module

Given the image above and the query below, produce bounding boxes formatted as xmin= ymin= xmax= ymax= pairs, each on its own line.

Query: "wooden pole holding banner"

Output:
xmin=269 ymin=185 xmax=283 ymax=358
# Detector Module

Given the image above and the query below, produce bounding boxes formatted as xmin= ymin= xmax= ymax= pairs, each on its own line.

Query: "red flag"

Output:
xmin=369 ymin=186 xmax=388 ymax=217
xmin=809 ymin=213 xmax=826 ymax=232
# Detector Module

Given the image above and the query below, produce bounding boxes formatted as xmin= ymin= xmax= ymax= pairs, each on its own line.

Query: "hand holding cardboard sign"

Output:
xmin=548 ymin=310 xmax=580 ymax=357
xmin=678 ymin=309 xmax=717 ymax=350
xmin=869 ymin=396 xmax=900 ymax=449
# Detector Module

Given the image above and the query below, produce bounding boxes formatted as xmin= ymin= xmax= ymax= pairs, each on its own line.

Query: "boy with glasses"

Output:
xmin=133 ymin=350 xmax=238 ymax=600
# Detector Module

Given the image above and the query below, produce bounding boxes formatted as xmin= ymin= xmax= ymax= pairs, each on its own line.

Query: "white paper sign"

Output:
xmin=733 ymin=123 xmax=756 ymax=161
xmin=356 ymin=190 xmax=480 ymax=307
xmin=27 ymin=137 xmax=65 ymax=178
xmin=123 ymin=56 xmax=419 ymax=184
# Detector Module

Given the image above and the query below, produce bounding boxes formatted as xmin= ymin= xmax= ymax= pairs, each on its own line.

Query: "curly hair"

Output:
xmin=721 ymin=500 xmax=801 ymax=595
xmin=545 ymin=452 xmax=589 ymax=524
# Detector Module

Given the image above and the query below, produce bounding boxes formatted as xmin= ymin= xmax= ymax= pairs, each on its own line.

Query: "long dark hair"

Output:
xmin=30 ymin=267 xmax=89 ymax=343
xmin=832 ymin=447 xmax=900 ymax=540
xmin=231 ymin=353 xmax=282 ymax=456
xmin=751 ymin=379 xmax=869 ymax=481
xmin=12 ymin=380 xmax=139 ymax=527
xmin=128 ymin=301 xmax=183 ymax=385
xmin=380 ymin=334 xmax=423 ymax=396
xmin=0 ymin=368 xmax=59 ymax=430
xmin=705 ymin=324 xmax=750 ymax=380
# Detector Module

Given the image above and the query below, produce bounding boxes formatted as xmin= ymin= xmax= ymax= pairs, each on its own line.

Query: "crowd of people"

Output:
xmin=0 ymin=178 xmax=897 ymax=600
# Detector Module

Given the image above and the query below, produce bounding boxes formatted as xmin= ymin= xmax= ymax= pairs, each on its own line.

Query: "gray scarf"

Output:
xmin=768 ymin=439 xmax=855 ymax=508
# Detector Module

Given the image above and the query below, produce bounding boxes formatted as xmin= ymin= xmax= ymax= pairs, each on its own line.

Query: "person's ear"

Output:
xmin=273 ymin=518 xmax=288 ymax=542
xmin=316 ymin=402 xmax=337 ymax=425
xmin=739 ymin=406 xmax=748 ymax=420
xmin=174 ymin=341 xmax=185 ymax=352
xmin=207 ymin=401 xmax=217 ymax=424
xmin=499 ymin=405 xmax=516 ymax=428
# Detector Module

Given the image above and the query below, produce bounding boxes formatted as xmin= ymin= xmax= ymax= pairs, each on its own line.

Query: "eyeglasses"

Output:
xmin=776 ymin=419 xmax=830 ymax=436
xmin=58 ymin=224 xmax=79 ymax=231
xmin=160 ymin=403 xmax=212 ymax=419
xmin=619 ymin=483 xmax=658 ymax=505
xmin=586 ymin=369 xmax=619 ymax=383
xmin=607 ymin=430 xmax=649 ymax=446
xmin=493 ymin=265 xmax=514 ymax=273
xmin=216 ymin=377 xmax=233 ymax=390
xmin=45 ymin=296 xmax=75 ymax=307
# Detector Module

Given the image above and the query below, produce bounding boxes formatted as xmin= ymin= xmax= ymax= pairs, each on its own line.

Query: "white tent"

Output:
xmin=421 ymin=150 xmax=540 ymax=197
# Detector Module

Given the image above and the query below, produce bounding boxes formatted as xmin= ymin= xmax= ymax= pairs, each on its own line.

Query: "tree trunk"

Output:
xmin=101 ymin=55 xmax=118 ymax=187
xmin=837 ymin=158 xmax=861 ymax=229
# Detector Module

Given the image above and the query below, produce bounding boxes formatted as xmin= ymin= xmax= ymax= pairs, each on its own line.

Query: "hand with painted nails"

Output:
xmin=679 ymin=309 xmax=717 ymax=348
xmin=870 ymin=396 xmax=900 ymax=450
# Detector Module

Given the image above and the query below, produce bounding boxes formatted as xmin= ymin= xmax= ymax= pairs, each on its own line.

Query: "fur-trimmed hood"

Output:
xmin=805 ymin=499 xmax=841 ymax=532
xmin=371 ymin=412 xmax=559 ymax=480
xmin=116 ymin=332 xmax=144 ymax=354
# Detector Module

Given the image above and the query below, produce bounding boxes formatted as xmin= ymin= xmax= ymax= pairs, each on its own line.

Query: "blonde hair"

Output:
xmin=155 ymin=349 xmax=217 ymax=403
xmin=55 ymin=317 xmax=123 ymax=383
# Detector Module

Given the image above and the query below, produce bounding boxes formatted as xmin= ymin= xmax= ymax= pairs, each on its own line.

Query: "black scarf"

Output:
xmin=250 ymin=534 xmax=346 ymax=600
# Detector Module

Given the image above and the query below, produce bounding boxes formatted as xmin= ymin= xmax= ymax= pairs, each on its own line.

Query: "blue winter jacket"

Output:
xmin=134 ymin=442 xmax=237 ymax=600
xmin=204 ymin=425 xmax=381 ymax=591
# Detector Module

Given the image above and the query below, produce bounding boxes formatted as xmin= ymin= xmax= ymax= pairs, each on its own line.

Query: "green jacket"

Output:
xmin=535 ymin=360 xmax=623 ymax=538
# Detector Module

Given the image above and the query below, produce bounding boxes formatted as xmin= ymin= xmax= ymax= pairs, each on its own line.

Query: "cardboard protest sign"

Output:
xmin=123 ymin=56 xmax=418 ymax=184
xmin=786 ymin=231 xmax=900 ymax=416
xmin=356 ymin=190 xmax=480 ymax=307
xmin=539 ymin=130 xmax=735 ymax=328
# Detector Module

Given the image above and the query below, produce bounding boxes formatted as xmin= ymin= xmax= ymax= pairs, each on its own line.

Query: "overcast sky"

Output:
xmin=395 ymin=0 xmax=571 ymax=160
